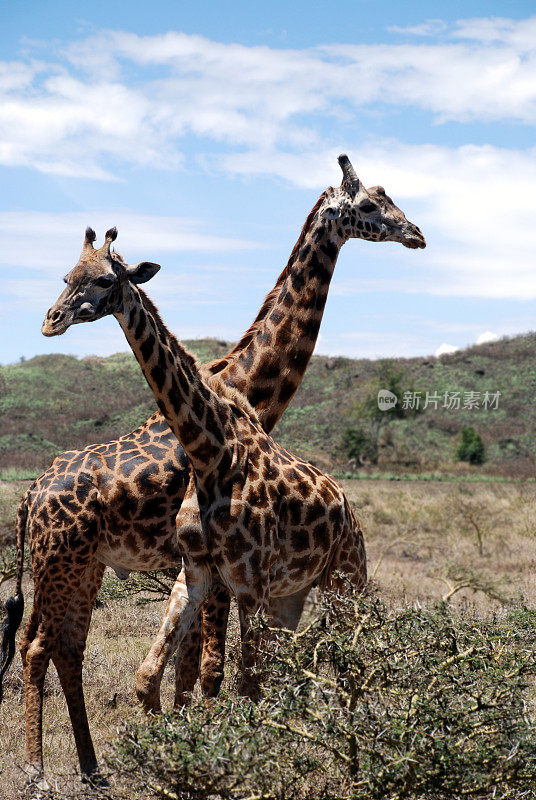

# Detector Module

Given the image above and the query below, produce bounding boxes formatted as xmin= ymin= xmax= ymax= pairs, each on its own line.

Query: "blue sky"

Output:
xmin=1 ymin=0 xmax=535 ymax=363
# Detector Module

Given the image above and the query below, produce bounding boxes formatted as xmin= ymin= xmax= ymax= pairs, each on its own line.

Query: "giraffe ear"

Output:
xmin=125 ymin=262 xmax=161 ymax=284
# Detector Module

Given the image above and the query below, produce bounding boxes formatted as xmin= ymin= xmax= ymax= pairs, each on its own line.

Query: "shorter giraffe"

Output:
xmin=41 ymin=230 xmax=367 ymax=703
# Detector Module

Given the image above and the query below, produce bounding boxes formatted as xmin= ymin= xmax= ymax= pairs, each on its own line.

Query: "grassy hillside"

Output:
xmin=1 ymin=334 xmax=535 ymax=478
xmin=0 ymin=340 xmax=229 ymax=474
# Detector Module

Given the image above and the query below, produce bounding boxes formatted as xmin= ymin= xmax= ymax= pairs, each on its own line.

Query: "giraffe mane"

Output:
xmin=137 ymin=289 xmax=201 ymax=376
xmin=207 ymin=190 xmax=328 ymax=374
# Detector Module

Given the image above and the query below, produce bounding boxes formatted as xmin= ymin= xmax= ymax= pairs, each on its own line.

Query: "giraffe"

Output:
xmin=41 ymin=221 xmax=368 ymax=711
xmin=0 ymin=155 xmax=425 ymax=783
xmin=136 ymin=155 xmax=426 ymax=710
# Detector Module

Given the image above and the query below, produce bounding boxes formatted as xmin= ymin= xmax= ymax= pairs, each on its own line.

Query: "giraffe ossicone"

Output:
xmin=338 ymin=152 xmax=360 ymax=189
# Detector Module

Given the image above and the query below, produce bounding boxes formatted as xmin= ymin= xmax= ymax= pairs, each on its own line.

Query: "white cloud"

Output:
xmin=321 ymin=316 xmax=530 ymax=359
xmin=2 ymin=142 xmax=535 ymax=305
xmin=453 ymin=16 xmax=536 ymax=49
xmin=1 ymin=21 xmax=536 ymax=307
xmin=475 ymin=331 xmax=499 ymax=345
xmin=326 ymin=330 xmax=435 ymax=359
xmin=0 ymin=60 xmax=40 ymax=91
xmin=223 ymin=140 xmax=536 ymax=300
xmin=436 ymin=343 xmax=460 ymax=357
xmin=2 ymin=19 xmax=536 ymax=180
xmin=388 ymin=20 xmax=447 ymax=37
xmin=390 ymin=16 xmax=536 ymax=49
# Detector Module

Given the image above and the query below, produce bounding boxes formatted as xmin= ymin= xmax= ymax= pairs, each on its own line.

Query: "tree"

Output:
xmin=344 ymin=361 xmax=422 ymax=465
xmin=455 ymin=426 xmax=485 ymax=465
xmin=343 ymin=427 xmax=378 ymax=464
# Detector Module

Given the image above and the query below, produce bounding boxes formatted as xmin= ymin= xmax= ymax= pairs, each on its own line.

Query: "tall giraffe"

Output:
xmin=136 ymin=156 xmax=426 ymax=711
xmin=42 ymin=222 xmax=368 ymax=722
xmin=1 ymin=156 xmax=425 ymax=782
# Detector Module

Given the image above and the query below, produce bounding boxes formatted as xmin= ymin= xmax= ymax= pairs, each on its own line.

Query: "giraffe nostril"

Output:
xmin=52 ymin=311 xmax=62 ymax=322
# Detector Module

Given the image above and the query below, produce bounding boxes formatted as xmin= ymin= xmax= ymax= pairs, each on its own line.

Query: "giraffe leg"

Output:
xmin=174 ymin=584 xmax=231 ymax=707
xmin=233 ymin=573 xmax=273 ymax=703
xmin=267 ymin=586 xmax=311 ymax=631
xmin=18 ymin=606 xmax=43 ymax=779
xmin=233 ymin=587 xmax=311 ymax=701
xmin=236 ymin=601 xmax=263 ymax=702
xmin=20 ymin=572 xmax=89 ymax=779
xmin=182 ymin=586 xmax=298 ymax=705
xmin=51 ymin=560 xmax=105 ymax=782
xmin=199 ymin=583 xmax=231 ymax=700
xmin=137 ymin=566 xmax=211 ymax=713
xmin=233 ymin=581 xmax=314 ymax=701
xmin=173 ymin=611 xmax=201 ymax=708
xmin=331 ymin=521 xmax=368 ymax=594
xmin=138 ymin=566 xmax=190 ymax=713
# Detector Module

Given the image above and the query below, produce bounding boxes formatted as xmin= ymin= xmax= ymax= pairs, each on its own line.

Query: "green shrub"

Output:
xmin=456 ymin=426 xmax=486 ymax=464
xmin=97 ymin=568 xmax=178 ymax=605
xmin=111 ymin=591 xmax=536 ymax=799
xmin=343 ymin=427 xmax=378 ymax=464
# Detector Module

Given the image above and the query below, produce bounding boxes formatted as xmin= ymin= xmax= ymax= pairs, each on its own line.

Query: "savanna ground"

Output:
xmin=1 ymin=477 xmax=536 ymax=798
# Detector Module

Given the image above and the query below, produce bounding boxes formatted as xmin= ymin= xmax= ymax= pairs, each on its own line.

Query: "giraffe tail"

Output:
xmin=0 ymin=493 xmax=28 ymax=703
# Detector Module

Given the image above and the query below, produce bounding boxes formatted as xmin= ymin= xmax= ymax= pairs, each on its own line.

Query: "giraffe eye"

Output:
xmin=359 ymin=201 xmax=378 ymax=214
xmin=95 ymin=276 xmax=114 ymax=289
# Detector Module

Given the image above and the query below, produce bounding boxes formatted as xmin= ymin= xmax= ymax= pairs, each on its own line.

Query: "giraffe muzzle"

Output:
xmin=402 ymin=225 xmax=426 ymax=250
xmin=42 ymin=306 xmax=71 ymax=337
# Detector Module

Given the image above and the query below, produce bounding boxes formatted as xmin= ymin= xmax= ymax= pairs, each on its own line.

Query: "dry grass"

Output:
xmin=0 ymin=574 xmax=166 ymax=798
xmin=342 ymin=479 xmax=536 ymax=612
xmin=0 ymin=479 xmax=28 ymax=545
xmin=1 ymin=478 xmax=536 ymax=797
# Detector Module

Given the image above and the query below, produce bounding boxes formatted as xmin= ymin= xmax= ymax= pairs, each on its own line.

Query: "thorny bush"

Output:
xmin=110 ymin=590 xmax=536 ymax=800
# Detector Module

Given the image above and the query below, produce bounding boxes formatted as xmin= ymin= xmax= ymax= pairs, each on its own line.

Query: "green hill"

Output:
xmin=1 ymin=334 xmax=535 ymax=478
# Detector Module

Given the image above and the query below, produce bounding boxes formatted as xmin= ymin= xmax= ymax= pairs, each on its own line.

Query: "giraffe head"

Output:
xmin=42 ymin=227 xmax=160 ymax=336
xmin=318 ymin=155 xmax=426 ymax=249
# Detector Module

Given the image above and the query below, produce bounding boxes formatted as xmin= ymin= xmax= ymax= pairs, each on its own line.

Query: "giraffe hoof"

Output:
xmin=137 ymin=688 xmax=162 ymax=714
xmin=136 ymin=666 xmax=163 ymax=713
xmin=202 ymin=696 xmax=217 ymax=711
xmin=81 ymin=770 xmax=110 ymax=789
xmin=136 ymin=685 xmax=162 ymax=714
xmin=173 ymin=690 xmax=193 ymax=709
xmin=237 ymin=677 xmax=262 ymax=703
xmin=24 ymin=766 xmax=51 ymax=796
xmin=200 ymin=669 xmax=224 ymax=699
xmin=136 ymin=664 xmax=162 ymax=714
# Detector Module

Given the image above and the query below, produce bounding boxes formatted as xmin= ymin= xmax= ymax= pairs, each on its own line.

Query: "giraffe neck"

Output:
xmin=115 ymin=284 xmax=231 ymax=476
xmin=209 ymin=194 xmax=344 ymax=432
